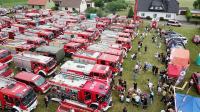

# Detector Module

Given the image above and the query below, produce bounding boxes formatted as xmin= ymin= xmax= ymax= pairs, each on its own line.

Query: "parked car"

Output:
xmin=14 ymin=71 xmax=51 ymax=93
xmin=191 ymin=72 xmax=200 ymax=94
xmin=166 ymin=20 xmax=181 ymax=27
xmin=192 ymin=35 xmax=200 ymax=45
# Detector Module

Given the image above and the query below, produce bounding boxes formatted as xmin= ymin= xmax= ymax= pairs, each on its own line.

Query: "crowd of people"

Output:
xmin=113 ymin=25 xmax=176 ymax=112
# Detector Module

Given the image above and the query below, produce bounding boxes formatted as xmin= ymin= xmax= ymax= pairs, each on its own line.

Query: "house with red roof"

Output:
xmin=28 ymin=0 xmax=55 ymax=9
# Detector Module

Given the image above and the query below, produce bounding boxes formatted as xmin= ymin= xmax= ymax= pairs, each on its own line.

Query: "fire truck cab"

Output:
xmin=0 ymin=50 xmax=12 ymax=64
xmin=116 ymin=37 xmax=132 ymax=51
xmin=14 ymin=72 xmax=51 ymax=94
xmin=85 ymin=28 xmax=101 ymax=40
xmin=12 ymin=24 xmax=28 ymax=34
xmin=64 ymin=42 xmax=83 ymax=56
xmin=0 ymin=77 xmax=38 ymax=112
xmin=61 ymin=60 xmax=112 ymax=84
xmin=70 ymin=37 xmax=89 ymax=50
xmin=1 ymin=27 xmax=19 ymax=39
xmin=0 ymin=63 xmax=13 ymax=77
xmin=49 ymin=73 xmax=112 ymax=111
xmin=0 ymin=31 xmax=9 ymax=43
xmin=13 ymin=52 xmax=57 ymax=76
xmin=96 ymin=22 xmax=107 ymax=30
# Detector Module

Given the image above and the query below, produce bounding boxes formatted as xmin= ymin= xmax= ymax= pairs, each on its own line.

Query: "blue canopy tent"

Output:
xmin=175 ymin=93 xmax=200 ymax=112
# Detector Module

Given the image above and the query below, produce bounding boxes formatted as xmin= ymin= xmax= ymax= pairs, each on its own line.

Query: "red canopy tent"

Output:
xmin=167 ymin=64 xmax=182 ymax=78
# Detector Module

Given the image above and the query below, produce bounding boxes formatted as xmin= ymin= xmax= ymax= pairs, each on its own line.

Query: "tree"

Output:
xmin=105 ymin=0 xmax=128 ymax=13
xmin=94 ymin=0 xmax=104 ymax=7
xmin=186 ymin=9 xmax=192 ymax=22
xmin=127 ymin=7 xmax=134 ymax=18
xmin=193 ymin=1 xmax=198 ymax=9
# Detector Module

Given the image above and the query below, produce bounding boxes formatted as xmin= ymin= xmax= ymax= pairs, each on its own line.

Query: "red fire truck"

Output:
xmin=14 ymin=34 xmax=47 ymax=46
xmin=1 ymin=27 xmax=19 ymax=39
xmin=0 ymin=50 xmax=12 ymax=64
xmin=12 ymin=24 xmax=28 ymax=34
xmin=118 ymin=32 xmax=132 ymax=40
xmin=77 ymin=32 xmax=96 ymax=42
xmin=116 ymin=37 xmax=132 ymax=51
xmin=49 ymin=72 xmax=112 ymax=111
xmin=25 ymin=29 xmax=54 ymax=41
xmin=64 ymin=42 xmax=84 ymax=56
xmin=96 ymin=17 xmax=111 ymax=25
xmin=85 ymin=28 xmax=101 ymax=40
xmin=96 ymin=22 xmax=107 ymax=30
xmin=0 ymin=40 xmax=36 ymax=54
xmin=87 ymin=44 xmax=124 ymax=62
xmin=37 ymin=25 xmax=61 ymax=37
xmin=61 ymin=60 xmax=112 ymax=84
xmin=14 ymin=72 xmax=51 ymax=94
xmin=70 ymin=37 xmax=89 ymax=50
xmin=73 ymin=50 xmax=121 ymax=75
xmin=0 ymin=63 xmax=13 ymax=77
xmin=13 ymin=52 xmax=57 ymax=76
xmin=0 ymin=31 xmax=9 ymax=43
xmin=56 ymin=100 xmax=99 ymax=112
xmin=0 ymin=77 xmax=38 ymax=112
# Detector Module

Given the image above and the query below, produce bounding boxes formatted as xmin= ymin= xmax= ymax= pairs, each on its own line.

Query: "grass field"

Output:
xmin=0 ymin=0 xmax=27 ymax=7
xmin=178 ymin=0 xmax=195 ymax=9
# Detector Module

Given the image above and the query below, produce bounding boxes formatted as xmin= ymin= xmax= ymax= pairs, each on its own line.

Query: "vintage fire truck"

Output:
xmin=37 ymin=25 xmax=61 ymax=37
xmin=0 ymin=31 xmax=9 ymax=43
xmin=14 ymin=72 xmax=51 ymax=94
xmin=56 ymin=100 xmax=99 ymax=112
xmin=0 ymin=40 xmax=36 ymax=54
xmin=25 ymin=29 xmax=54 ymax=41
xmin=77 ymin=31 xmax=96 ymax=42
xmin=73 ymin=50 xmax=121 ymax=75
xmin=70 ymin=37 xmax=89 ymax=50
xmin=1 ymin=27 xmax=19 ymax=39
xmin=123 ymin=29 xmax=134 ymax=37
xmin=0 ymin=77 xmax=38 ymax=112
xmin=61 ymin=60 xmax=112 ymax=84
xmin=0 ymin=63 xmax=13 ymax=77
xmin=85 ymin=28 xmax=101 ymax=40
xmin=12 ymin=24 xmax=28 ymax=34
xmin=64 ymin=42 xmax=84 ymax=56
xmin=116 ymin=37 xmax=132 ymax=51
xmin=0 ymin=50 xmax=12 ymax=64
xmin=14 ymin=34 xmax=47 ymax=46
xmin=96 ymin=22 xmax=107 ymax=30
xmin=96 ymin=17 xmax=111 ymax=25
xmin=118 ymin=32 xmax=132 ymax=40
xmin=87 ymin=44 xmax=124 ymax=62
xmin=49 ymin=72 xmax=112 ymax=111
xmin=13 ymin=52 xmax=57 ymax=76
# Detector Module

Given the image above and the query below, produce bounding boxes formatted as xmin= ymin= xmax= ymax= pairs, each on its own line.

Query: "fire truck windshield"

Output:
xmin=0 ymin=51 xmax=10 ymax=58
xmin=34 ymin=77 xmax=45 ymax=86
xmin=21 ymin=89 xmax=36 ymax=106
xmin=47 ymin=59 xmax=56 ymax=68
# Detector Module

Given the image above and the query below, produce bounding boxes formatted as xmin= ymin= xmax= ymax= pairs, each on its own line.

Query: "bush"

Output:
xmin=186 ymin=9 xmax=192 ymax=22
xmin=160 ymin=17 xmax=165 ymax=21
xmin=146 ymin=16 xmax=151 ymax=20
xmin=105 ymin=0 xmax=128 ymax=13
xmin=94 ymin=0 xmax=104 ymax=7
xmin=86 ymin=7 xmax=98 ymax=13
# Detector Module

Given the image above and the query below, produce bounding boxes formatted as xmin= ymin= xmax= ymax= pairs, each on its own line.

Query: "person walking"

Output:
xmin=44 ymin=95 xmax=49 ymax=108
xmin=144 ymin=45 xmax=147 ymax=52
xmin=123 ymin=107 xmax=127 ymax=112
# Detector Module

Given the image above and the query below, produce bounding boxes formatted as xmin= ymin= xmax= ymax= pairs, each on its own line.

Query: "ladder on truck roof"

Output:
xmin=0 ymin=76 xmax=16 ymax=89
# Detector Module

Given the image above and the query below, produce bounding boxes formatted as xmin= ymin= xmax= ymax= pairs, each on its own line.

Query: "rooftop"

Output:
xmin=61 ymin=61 xmax=94 ymax=74
xmin=74 ymin=50 xmax=101 ymax=59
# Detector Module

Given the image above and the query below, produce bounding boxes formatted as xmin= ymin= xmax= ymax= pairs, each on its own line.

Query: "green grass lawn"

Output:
xmin=0 ymin=0 xmax=27 ymax=7
xmin=179 ymin=0 xmax=195 ymax=9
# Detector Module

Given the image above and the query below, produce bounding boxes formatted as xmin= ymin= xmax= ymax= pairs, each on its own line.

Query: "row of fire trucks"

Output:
xmin=0 ymin=9 xmax=138 ymax=112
